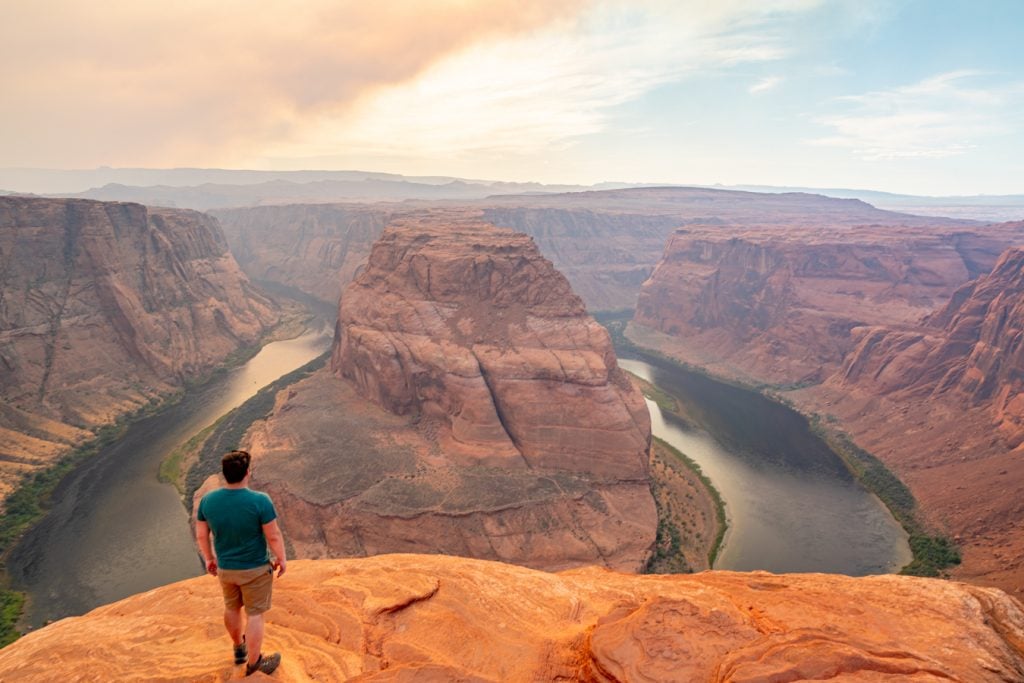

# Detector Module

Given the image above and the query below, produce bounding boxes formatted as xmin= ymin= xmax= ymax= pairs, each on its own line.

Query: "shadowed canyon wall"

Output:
xmin=200 ymin=213 xmax=656 ymax=571
xmin=0 ymin=197 xmax=279 ymax=496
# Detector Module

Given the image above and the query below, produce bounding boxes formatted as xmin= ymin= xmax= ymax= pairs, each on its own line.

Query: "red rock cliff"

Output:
xmin=215 ymin=213 xmax=656 ymax=572
xmin=632 ymin=223 xmax=1024 ymax=386
xmin=811 ymin=238 xmax=1024 ymax=591
xmin=0 ymin=196 xmax=279 ymax=495
xmin=2 ymin=555 xmax=1023 ymax=681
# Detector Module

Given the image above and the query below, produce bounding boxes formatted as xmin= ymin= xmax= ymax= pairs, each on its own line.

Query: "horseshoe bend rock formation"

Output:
xmin=3 ymin=555 xmax=1024 ymax=681
xmin=228 ymin=215 xmax=655 ymax=571
xmin=0 ymin=196 xmax=279 ymax=496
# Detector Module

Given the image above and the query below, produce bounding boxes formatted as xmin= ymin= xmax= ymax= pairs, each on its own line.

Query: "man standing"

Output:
xmin=196 ymin=449 xmax=287 ymax=677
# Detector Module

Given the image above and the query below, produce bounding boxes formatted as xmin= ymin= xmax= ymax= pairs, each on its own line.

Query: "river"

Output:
xmin=620 ymin=356 xmax=912 ymax=575
xmin=8 ymin=322 xmax=333 ymax=628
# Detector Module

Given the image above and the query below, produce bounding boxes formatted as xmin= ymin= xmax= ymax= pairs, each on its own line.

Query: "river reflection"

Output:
xmin=9 ymin=322 xmax=333 ymax=627
xmin=619 ymin=357 xmax=911 ymax=575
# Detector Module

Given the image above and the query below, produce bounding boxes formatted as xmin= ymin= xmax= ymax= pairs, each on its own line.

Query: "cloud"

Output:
xmin=264 ymin=0 xmax=823 ymax=168
xmin=0 ymin=0 xmax=587 ymax=168
xmin=749 ymin=76 xmax=783 ymax=94
xmin=807 ymin=71 xmax=1022 ymax=160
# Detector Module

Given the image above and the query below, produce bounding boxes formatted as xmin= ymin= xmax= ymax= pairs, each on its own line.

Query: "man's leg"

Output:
xmin=245 ymin=613 xmax=265 ymax=667
xmin=223 ymin=605 xmax=246 ymax=646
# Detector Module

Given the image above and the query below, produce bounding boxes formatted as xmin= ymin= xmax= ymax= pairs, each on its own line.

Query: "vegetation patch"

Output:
xmin=597 ymin=311 xmax=960 ymax=578
xmin=184 ymin=352 xmax=329 ymax=509
xmin=810 ymin=422 xmax=961 ymax=577
xmin=645 ymin=437 xmax=728 ymax=573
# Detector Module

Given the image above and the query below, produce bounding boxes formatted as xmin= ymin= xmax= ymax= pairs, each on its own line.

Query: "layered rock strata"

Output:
xmin=213 ymin=214 xmax=656 ymax=571
xmin=632 ymin=223 xmax=1024 ymax=386
xmin=0 ymin=196 xmax=278 ymax=495
xmin=3 ymin=555 xmax=1023 ymax=681
xmin=211 ymin=204 xmax=395 ymax=305
xmin=801 ymin=240 xmax=1024 ymax=592
xmin=630 ymin=220 xmax=1024 ymax=592
xmin=213 ymin=187 xmax=976 ymax=315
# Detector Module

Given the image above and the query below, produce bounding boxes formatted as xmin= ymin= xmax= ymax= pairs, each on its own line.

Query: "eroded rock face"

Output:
xmin=212 ymin=204 xmax=395 ymax=305
xmin=632 ymin=227 xmax=1014 ymax=385
xmin=216 ymin=214 xmax=656 ymax=572
xmin=0 ymin=197 xmax=278 ymax=495
xmin=332 ymin=214 xmax=650 ymax=479
xmin=2 ymin=555 xmax=1023 ymax=682
xmin=806 ymin=238 xmax=1024 ymax=592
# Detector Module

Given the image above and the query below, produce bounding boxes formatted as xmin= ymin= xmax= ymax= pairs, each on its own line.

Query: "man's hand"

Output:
xmin=273 ymin=558 xmax=286 ymax=578
xmin=205 ymin=559 xmax=218 ymax=576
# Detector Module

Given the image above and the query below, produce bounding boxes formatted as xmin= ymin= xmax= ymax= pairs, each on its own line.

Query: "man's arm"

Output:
xmin=195 ymin=520 xmax=218 ymax=576
xmin=263 ymin=519 xmax=287 ymax=577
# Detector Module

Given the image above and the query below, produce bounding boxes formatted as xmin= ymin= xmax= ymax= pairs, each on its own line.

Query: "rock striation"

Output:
xmin=632 ymin=228 xmax=994 ymax=385
xmin=211 ymin=204 xmax=395 ymax=305
xmin=629 ymin=219 xmax=1024 ymax=592
xmin=213 ymin=188 xmax=976 ymax=315
xmin=332 ymin=214 xmax=650 ymax=479
xmin=2 ymin=554 xmax=1023 ymax=681
xmin=806 ymin=238 xmax=1024 ymax=592
xmin=212 ymin=213 xmax=656 ymax=572
xmin=0 ymin=196 xmax=278 ymax=495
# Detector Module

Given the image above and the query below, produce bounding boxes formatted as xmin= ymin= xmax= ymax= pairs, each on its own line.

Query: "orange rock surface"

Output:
xmin=2 ymin=555 xmax=1023 ymax=681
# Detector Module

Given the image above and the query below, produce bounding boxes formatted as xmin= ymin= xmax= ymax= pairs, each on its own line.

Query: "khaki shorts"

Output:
xmin=219 ymin=563 xmax=273 ymax=615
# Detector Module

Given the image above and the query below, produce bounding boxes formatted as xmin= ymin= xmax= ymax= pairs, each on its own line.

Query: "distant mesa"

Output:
xmin=201 ymin=212 xmax=656 ymax=571
xmin=2 ymin=555 xmax=1023 ymax=681
xmin=0 ymin=196 xmax=279 ymax=497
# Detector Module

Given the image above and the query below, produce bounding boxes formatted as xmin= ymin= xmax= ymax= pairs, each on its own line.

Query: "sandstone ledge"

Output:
xmin=2 ymin=555 xmax=1022 ymax=682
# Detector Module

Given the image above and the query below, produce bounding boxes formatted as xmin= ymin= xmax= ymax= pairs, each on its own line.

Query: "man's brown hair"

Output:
xmin=222 ymin=449 xmax=251 ymax=484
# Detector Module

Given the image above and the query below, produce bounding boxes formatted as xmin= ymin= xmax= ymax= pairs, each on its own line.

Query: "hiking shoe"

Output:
xmin=233 ymin=637 xmax=247 ymax=665
xmin=246 ymin=652 xmax=281 ymax=677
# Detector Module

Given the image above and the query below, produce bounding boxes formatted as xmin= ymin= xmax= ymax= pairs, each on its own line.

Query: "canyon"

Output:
xmin=2 ymin=554 xmax=1023 ymax=681
xmin=0 ymin=197 xmax=279 ymax=496
xmin=214 ymin=187 xmax=974 ymax=315
xmin=196 ymin=213 xmax=657 ymax=571
xmin=630 ymin=217 xmax=1024 ymax=593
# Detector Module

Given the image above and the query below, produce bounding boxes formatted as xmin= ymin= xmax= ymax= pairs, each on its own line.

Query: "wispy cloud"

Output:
xmin=0 ymin=0 xmax=587 ymax=168
xmin=749 ymin=76 xmax=783 ymax=94
xmin=807 ymin=70 xmax=1022 ymax=160
xmin=268 ymin=1 xmax=824 ymax=166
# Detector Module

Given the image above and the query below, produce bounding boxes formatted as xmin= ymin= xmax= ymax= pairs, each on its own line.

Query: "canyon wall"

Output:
xmin=213 ymin=187 xmax=972 ymax=315
xmin=0 ymin=197 xmax=279 ymax=496
xmin=803 ymin=238 xmax=1024 ymax=591
xmin=3 ymin=555 xmax=1023 ymax=681
xmin=211 ymin=204 xmax=395 ymax=305
xmin=630 ymin=219 xmax=1024 ymax=592
xmin=208 ymin=213 xmax=656 ymax=572
xmin=631 ymin=227 xmax=1009 ymax=385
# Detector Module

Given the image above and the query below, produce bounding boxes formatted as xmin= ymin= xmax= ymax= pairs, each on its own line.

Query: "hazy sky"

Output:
xmin=2 ymin=0 xmax=1022 ymax=194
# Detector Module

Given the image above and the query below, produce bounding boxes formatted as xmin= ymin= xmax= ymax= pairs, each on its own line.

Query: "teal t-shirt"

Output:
xmin=197 ymin=487 xmax=278 ymax=570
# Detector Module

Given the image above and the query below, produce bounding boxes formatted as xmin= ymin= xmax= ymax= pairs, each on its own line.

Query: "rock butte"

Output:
xmin=1 ymin=555 xmax=1023 ymax=681
xmin=198 ymin=214 xmax=656 ymax=571
xmin=0 ymin=196 xmax=278 ymax=496
xmin=631 ymin=221 xmax=1024 ymax=593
